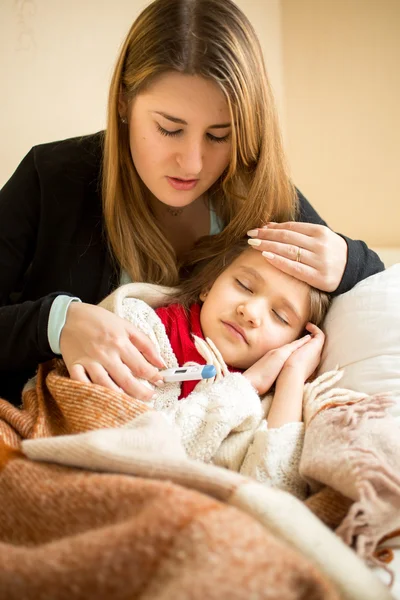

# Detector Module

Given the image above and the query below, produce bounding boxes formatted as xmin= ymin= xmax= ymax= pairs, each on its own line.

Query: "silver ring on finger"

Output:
xmin=296 ymin=246 xmax=302 ymax=263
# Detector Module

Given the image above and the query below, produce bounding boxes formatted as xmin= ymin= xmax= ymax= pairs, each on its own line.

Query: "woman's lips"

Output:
xmin=222 ymin=321 xmax=248 ymax=344
xmin=166 ymin=176 xmax=199 ymax=191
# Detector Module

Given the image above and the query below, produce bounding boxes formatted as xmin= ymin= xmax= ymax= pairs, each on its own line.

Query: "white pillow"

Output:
xmin=318 ymin=264 xmax=400 ymax=419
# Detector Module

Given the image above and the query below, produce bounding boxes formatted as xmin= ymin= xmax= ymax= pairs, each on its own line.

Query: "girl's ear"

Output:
xmin=199 ymin=289 xmax=208 ymax=302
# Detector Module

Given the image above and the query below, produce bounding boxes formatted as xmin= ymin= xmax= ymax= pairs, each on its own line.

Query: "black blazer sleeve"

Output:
xmin=0 ymin=134 xmax=116 ymax=404
xmin=0 ymin=133 xmax=115 ymax=376
xmin=296 ymin=189 xmax=384 ymax=296
xmin=0 ymin=149 xmax=59 ymax=370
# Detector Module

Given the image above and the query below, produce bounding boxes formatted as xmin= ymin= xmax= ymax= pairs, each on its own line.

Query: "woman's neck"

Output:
xmin=151 ymin=195 xmax=210 ymax=259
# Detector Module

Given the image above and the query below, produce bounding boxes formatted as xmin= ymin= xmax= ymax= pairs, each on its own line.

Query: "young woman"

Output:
xmin=0 ymin=0 xmax=383 ymax=405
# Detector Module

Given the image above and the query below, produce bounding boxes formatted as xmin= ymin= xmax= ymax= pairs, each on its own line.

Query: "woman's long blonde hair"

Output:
xmin=103 ymin=0 xmax=297 ymax=286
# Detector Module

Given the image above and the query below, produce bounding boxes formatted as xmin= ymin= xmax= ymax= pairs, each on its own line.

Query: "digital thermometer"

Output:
xmin=160 ymin=364 xmax=216 ymax=383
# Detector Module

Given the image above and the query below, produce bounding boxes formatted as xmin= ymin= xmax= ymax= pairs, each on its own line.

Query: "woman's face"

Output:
xmin=124 ymin=71 xmax=232 ymax=209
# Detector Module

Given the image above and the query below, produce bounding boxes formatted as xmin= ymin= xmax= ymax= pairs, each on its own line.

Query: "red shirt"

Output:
xmin=155 ymin=303 xmax=205 ymax=399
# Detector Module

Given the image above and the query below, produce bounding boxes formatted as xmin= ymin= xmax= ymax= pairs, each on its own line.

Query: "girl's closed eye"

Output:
xmin=272 ymin=310 xmax=289 ymax=325
xmin=235 ymin=278 xmax=252 ymax=293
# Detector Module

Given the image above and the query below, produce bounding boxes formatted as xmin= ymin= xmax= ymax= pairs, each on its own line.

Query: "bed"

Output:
xmin=318 ymin=246 xmax=400 ymax=598
xmin=374 ymin=247 xmax=400 ymax=269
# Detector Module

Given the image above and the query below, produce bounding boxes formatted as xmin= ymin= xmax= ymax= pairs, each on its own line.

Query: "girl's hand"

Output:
xmin=247 ymin=222 xmax=347 ymax=292
xmin=243 ymin=334 xmax=311 ymax=395
xmin=281 ymin=323 xmax=325 ymax=382
xmin=59 ymin=302 xmax=165 ymax=401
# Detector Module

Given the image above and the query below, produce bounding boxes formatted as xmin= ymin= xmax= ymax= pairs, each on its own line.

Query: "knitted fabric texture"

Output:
xmin=0 ymin=438 xmax=340 ymax=600
xmin=300 ymin=369 xmax=400 ymax=578
xmin=0 ymin=359 xmax=391 ymax=599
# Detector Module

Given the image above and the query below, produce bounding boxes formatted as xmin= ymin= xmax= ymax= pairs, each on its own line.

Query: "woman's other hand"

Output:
xmin=59 ymin=302 xmax=165 ymax=401
xmin=247 ymin=222 xmax=348 ymax=292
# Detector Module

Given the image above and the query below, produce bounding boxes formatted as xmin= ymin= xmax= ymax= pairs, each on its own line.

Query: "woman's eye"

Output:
xmin=157 ymin=124 xmax=230 ymax=144
xmin=235 ymin=279 xmax=252 ymax=293
xmin=156 ymin=124 xmax=182 ymax=137
xmin=206 ymin=132 xmax=231 ymax=144
xmin=273 ymin=310 xmax=289 ymax=325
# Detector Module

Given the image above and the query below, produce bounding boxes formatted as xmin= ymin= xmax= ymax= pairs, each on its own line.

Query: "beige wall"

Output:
xmin=0 ymin=0 xmax=283 ymax=187
xmin=235 ymin=0 xmax=285 ymax=135
xmin=281 ymin=0 xmax=400 ymax=247
xmin=2 ymin=0 xmax=398 ymax=249
xmin=0 ymin=0 xmax=145 ymax=186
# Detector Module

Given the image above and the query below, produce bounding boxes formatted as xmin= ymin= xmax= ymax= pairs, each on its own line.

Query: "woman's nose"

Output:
xmin=176 ymin=139 xmax=203 ymax=176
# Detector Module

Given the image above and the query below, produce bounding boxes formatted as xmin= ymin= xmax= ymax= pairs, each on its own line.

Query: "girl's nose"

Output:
xmin=237 ymin=302 xmax=262 ymax=327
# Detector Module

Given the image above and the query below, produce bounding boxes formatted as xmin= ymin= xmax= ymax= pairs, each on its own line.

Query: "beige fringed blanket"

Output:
xmin=301 ymin=370 xmax=400 ymax=570
xmin=0 ymin=360 xmax=396 ymax=599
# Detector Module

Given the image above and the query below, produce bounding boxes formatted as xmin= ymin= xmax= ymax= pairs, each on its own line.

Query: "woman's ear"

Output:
xmin=199 ymin=289 xmax=208 ymax=302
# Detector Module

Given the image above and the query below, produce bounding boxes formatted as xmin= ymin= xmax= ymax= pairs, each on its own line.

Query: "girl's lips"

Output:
xmin=222 ymin=321 xmax=248 ymax=344
xmin=166 ymin=176 xmax=199 ymax=191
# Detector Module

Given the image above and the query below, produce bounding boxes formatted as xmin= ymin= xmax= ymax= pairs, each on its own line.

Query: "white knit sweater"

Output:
xmin=100 ymin=283 xmax=307 ymax=499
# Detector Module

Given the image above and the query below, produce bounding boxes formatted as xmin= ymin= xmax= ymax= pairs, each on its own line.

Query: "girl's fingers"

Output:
xmin=293 ymin=334 xmax=312 ymax=347
xmin=304 ymin=323 xmax=325 ymax=348
xmin=278 ymin=335 xmax=311 ymax=362
xmin=305 ymin=323 xmax=322 ymax=336
xmin=287 ymin=335 xmax=311 ymax=355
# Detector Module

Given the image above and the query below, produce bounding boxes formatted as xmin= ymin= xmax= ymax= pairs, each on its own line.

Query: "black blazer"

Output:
xmin=0 ymin=132 xmax=384 ymax=403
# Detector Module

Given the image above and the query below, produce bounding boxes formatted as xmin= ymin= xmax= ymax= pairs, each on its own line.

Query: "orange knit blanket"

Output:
xmin=0 ymin=360 xmax=394 ymax=599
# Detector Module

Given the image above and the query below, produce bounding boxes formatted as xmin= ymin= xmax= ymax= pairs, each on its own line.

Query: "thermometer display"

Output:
xmin=160 ymin=365 xmax=216 ymax=382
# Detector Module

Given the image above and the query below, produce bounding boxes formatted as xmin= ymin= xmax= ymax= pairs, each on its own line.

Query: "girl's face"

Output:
xmin=123 ymin=71 xmax=232 ymax=209
xmin=199 ymin=249 xmax=311 ymax=370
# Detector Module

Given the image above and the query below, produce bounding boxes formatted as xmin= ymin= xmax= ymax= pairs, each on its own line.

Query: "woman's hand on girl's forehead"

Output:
xmin=247 ymin=221 xmax=348 ymax=293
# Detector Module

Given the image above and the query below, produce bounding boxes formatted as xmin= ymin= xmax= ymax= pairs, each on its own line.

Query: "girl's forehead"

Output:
xmin=232 ymin=248 xmax=310 ymax=290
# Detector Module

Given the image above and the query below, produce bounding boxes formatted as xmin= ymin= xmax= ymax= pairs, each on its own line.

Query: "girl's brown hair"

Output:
xmin=103 ymin=0 xmax=297 ymax=286
xmin=177 ymin=240 xmax=331 ymax=327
